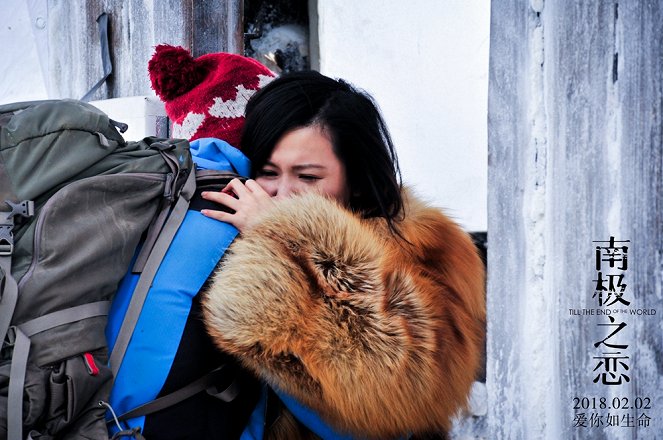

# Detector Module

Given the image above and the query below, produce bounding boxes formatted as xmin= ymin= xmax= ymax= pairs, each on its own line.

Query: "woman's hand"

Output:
xmin=201 ymin=178 xmax=275 ymax=233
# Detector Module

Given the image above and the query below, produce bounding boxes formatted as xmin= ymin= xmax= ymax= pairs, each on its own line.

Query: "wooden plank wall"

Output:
xmin=488 ymin=1 xmax=662 ymax=438
xmin=44 ymin=0 xmax=242 ymax=100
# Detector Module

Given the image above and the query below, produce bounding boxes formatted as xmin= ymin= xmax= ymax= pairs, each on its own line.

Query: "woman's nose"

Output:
xmin=273 ymin=178 xmax=299 ymax=200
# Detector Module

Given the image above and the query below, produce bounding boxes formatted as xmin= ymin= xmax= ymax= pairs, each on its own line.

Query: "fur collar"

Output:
xmin=203 ymin=190 xmax=485 ymax=438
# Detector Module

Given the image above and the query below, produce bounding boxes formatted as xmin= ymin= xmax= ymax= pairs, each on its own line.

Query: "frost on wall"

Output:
xmin=244 ymin=0 xmax=310 ymax=73
xmin=488 ymin=1 xmax=662 ymax=439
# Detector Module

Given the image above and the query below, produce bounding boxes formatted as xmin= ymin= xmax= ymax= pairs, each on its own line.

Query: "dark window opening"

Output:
xmin=244 ymin=0 xmax=311 ymax=73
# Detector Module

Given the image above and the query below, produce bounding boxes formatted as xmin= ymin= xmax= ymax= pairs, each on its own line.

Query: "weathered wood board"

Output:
xmin=41 ymin=0 xmax=242 ymax=100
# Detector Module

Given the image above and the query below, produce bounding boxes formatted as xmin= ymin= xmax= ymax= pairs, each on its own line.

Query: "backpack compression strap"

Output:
xmin=0 ymin=200 xmax=34 ymax=346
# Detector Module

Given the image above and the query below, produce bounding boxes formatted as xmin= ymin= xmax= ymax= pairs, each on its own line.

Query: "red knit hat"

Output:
xmin=148 ymin=44 xmax=275 ymax=148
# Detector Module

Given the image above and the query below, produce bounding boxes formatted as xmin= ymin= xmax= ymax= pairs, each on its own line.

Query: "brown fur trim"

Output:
xmin=266 ymin=404 xmax=320 ymax=440
xmin=202 ymin=190 xmax=485 ymax=439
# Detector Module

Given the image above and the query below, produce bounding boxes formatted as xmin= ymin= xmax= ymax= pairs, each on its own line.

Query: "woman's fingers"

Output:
xmin=201 ymin=178 xmax=276 ymax=232
xmin=202 ymin=190 xmax=240 ymax=211
xmin=224 ymin=178 xmax=251 ymax=198
xmin=200 ymin=208 xmax=232 ymax=224
xmin=244 ymin=179 xmax=271 ymax=198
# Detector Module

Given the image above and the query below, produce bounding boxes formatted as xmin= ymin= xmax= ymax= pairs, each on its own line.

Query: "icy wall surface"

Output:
xmin=488 ymin=0 xmax=662 ymax=438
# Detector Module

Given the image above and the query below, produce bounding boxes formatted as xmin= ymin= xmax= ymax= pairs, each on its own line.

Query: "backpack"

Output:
xmin=0 ymin=99 xmax=193 ymax=440
xmin=104 ymin=138 xmax=261 ymax=439
xmin=0 ymin=100 xmax=348 ymax=440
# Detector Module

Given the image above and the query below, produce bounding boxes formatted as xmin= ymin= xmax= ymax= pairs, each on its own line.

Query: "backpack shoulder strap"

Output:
xmin=108 ymin=167 xmax=196 ymax=378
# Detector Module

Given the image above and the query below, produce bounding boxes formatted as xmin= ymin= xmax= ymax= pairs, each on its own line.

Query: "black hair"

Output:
xmin=241 ymin=70 xmax=404 ymax=231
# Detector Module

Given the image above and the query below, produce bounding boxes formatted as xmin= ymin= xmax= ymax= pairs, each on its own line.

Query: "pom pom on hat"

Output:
xmin=149 ymin=45 xmax=209 ymax=101
xmin=148 ymin=44 xmax=275 ymax=148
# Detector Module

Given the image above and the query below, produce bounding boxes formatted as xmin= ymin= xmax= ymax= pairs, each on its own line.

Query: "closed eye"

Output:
xmin=299 ymin=174 xmax=321 ymax=181
xmin=257 ymin=169 xmax=278 ymax=177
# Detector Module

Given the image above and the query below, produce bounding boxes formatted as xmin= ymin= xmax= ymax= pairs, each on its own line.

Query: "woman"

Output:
xmin=200 ymin=71 xmax=485 ymax=439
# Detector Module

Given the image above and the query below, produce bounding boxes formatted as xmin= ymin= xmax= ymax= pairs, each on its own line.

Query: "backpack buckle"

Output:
xmin=1 ymin=200 xmax=35 ymax=256
xmin=3 ymin=200 xmax=34 ymax=219
xmin=0 ymin=226 xmax=13 ymax=256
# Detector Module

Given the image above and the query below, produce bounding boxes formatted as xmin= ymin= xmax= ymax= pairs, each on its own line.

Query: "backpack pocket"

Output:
xmin=0 ymin=348 xmax=112 ymax=440
xmin=0 ymin=361 xmax=49 ymax=438
xmin=42 ymin=349 xmax=113 ymax=438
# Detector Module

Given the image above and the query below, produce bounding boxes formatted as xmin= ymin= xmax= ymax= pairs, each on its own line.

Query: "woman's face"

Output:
xmin=255 ymin=125 xmax=350 ymax=204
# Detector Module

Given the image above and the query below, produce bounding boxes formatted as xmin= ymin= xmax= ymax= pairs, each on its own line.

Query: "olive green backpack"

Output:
xmin=0 ymin=100 xmax=193 ymax=440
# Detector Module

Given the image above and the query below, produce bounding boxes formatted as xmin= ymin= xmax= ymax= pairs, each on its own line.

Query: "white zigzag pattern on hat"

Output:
xmin=173 ymin=112 xmax=205 ymax=139
xmin=172 ymin=74 xmax=273 ymax=140
xmin=208 ymin=74 xmax=274 ymax=119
